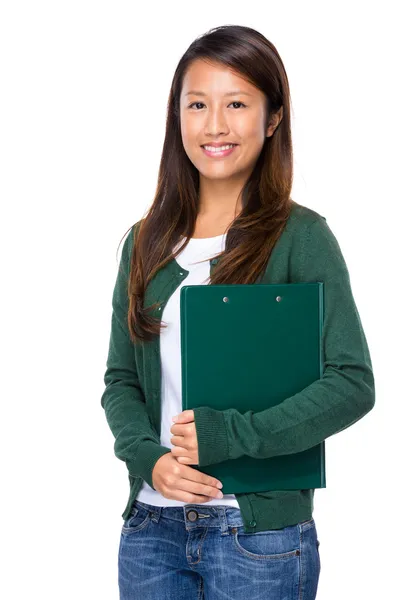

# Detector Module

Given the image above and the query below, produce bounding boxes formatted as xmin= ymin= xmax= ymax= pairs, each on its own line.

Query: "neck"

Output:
xmin=197 ymin=176 xmax=246 ymax=218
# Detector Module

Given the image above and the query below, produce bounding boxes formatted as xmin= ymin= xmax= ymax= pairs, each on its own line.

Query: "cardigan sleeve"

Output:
xmin=193 ymin=215 xmax=375 ymax=467
xmin=101 ymin=222 xmax=170 ymax=487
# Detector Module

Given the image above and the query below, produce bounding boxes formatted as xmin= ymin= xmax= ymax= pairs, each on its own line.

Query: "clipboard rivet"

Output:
xmin=276 ymin=296 xmax=282 ymax=302
xmin=223 ymin=296 xmax=229 ymax=303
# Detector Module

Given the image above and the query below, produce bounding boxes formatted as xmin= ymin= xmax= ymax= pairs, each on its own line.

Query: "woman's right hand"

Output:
xmin=152 ymin=452 xmax=224 ymax=503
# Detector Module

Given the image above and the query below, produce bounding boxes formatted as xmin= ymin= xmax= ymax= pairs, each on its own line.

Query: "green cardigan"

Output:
xmin=101 ymin=200 xmax=375 ymax=533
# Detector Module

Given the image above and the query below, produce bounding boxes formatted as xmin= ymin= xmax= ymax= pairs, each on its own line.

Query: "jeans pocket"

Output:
xmin=232 ymin=525 xmax=300 ymax=561
xmin=121 ymin=501 xmax=152 ymax=535
xmin=300 ymin=517 xmax=315 ymax=531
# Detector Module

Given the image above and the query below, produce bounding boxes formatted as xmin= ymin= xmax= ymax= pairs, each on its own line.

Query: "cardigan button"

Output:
xmin=211 ymin=258 xmax=218 ymax=265
xmin=249 ymin=520 xmax=256 ymax=527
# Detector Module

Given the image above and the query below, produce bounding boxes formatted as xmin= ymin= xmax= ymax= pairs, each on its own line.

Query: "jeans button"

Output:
xmin=187 ymin=509 xmax=198 ymax=522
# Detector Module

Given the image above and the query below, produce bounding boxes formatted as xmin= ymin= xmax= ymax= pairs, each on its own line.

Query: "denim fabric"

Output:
xmin=118 ymin=499 xmax=321 ymax=599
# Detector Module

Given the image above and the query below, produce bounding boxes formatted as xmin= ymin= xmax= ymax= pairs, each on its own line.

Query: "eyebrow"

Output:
xmin=184 ymin=90 xmax=253 ymax=97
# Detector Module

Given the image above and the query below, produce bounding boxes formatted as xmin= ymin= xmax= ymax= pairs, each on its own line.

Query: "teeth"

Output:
xmin=203 ymin=144 xmax=236 ymax=152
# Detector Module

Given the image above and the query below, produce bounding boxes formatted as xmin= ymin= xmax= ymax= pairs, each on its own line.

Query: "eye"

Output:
xmin=188 ymin=101 xmax=246 ymax=110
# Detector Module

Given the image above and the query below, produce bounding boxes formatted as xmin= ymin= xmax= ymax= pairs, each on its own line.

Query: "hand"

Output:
xmin=152 ymin=453 xmax=223 ymax=503
xmin=170 ymin=409 xmax=199 ymax=465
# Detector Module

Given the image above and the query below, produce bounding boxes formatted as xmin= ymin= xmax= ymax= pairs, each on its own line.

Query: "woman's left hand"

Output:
xmin=170 ymin=409 xmax=199 ymax=465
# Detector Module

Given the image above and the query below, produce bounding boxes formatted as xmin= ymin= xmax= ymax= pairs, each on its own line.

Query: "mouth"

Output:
xmin=200 ymin=144 xmax=239 ymax=158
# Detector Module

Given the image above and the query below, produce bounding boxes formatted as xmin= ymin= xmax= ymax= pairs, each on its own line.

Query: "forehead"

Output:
xmin=181 ymin=59 xmax=259 ymax=98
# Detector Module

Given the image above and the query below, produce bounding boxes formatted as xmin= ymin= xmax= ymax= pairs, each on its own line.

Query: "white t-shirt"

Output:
xmin=136 ymin=232 xmax=240 ymax=508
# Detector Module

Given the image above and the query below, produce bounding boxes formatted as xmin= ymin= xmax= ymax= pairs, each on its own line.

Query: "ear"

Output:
xmin=266 ymin=105 xmax=283 ymax=138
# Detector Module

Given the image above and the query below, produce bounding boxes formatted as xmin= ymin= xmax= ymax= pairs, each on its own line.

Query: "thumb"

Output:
xmin=172 ymin=410 xmax=194 ymax=423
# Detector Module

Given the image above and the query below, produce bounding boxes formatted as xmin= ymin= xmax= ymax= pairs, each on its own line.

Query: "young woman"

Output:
xmin=101 ymin=24 xmax=375 ymax=600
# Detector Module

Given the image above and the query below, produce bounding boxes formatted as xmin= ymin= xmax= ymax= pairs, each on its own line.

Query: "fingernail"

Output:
xmin=217 ymin=482 xmax=223 ymax=489
xmin=172 ymin=417 xmax=177 ymax=422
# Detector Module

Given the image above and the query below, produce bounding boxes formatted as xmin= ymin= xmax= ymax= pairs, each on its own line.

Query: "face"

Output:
xmin=179 ymin=59 xmax=281 ymax=183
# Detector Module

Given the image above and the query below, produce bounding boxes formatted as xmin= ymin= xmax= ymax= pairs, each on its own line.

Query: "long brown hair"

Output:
xmin=121 ymin=24 xmax=294 ymax=344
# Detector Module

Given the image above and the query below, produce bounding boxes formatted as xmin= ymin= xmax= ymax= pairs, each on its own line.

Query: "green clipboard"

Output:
xmin=180 ymin=283 xmax=326 ymax=493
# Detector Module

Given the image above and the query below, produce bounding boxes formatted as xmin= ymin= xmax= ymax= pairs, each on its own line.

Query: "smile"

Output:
xmin=201 ymin=144 xmax=238 ymax=158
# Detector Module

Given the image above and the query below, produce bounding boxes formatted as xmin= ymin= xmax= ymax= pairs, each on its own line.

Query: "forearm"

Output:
xmin=101 ymin=223 xmax=170 ymax=488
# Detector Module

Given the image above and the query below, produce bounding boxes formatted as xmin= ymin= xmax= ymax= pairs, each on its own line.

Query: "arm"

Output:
xmin=193 ymin=216 xmax=375 ymax=467
xmin=101 ymin=222 xmax=170 ymax=487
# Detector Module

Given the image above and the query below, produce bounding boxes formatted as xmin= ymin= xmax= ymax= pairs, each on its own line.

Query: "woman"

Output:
xmin=101 ymin=24 xmax=375 ymax=600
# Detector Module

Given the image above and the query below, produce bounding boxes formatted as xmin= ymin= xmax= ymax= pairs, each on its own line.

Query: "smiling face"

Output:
xmin=179 ymin=59 xmax=281 ymax=183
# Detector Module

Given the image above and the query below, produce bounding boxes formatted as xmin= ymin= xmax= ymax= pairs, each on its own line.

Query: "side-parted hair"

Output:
xmin=120 ymin=24 xmax=294 ymax=343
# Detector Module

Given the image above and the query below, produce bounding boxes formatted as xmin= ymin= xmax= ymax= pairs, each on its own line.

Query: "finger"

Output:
xmin=179 ymin=464 xmax=223 ymax=489
xmin=171 ymin=446 xmax=188 ymax=457
xmin=173 ymin=449 xmax=198 ymax=464
xmin=176 ymin=471 xmax=223 ymax=498
xmin=170 ymin=435 xmax=185 ymax=446
xmin=172 ymin=410 xmax=194 ymax=423
xmin=170 ymin=423 xmax=192 ymax=435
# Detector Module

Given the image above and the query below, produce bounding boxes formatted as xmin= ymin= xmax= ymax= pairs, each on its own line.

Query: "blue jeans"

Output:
xmin=118 ymin=499 xmax=321 ymax=599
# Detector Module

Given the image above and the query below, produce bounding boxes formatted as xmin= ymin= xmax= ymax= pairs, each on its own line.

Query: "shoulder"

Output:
xmin=287 ymin=200 xmax=340 ymax=253
xmin=286 ymin=201 xmax=349 ymax=281
xmin=119 ymin=219 xmax=144 ymax=270
xmin=287 ymin=199 xmax=327 ymax=230
xmin=125 ymin=218 xmax=144 ymax=248
xmin=130 ymin=218 xmax=144 ymax=238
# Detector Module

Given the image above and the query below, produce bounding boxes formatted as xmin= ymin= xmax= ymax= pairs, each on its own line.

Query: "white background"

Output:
xmin=1 ymin=1 xmax=410 ymax=598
